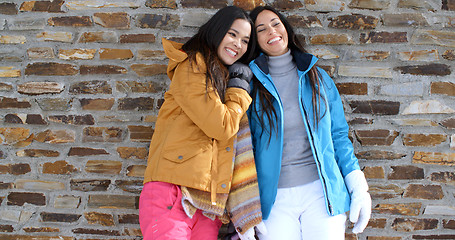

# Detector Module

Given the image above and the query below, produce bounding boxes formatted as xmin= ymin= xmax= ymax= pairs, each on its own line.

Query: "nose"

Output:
xmin=268 ymin=27 xmax=276 ymax=35
xmin=233 ymin=38 xmax=242 ymax=48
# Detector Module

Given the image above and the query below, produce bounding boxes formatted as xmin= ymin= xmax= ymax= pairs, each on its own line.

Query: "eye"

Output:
xmin=273 ymin=22 xmax=280 ymax=27
xmin=257 ymin=28 xmax=265 ymax=33
xmin=242 ymin=39 xmax=249 ymax=44
xmin=229 ymin=32 xmax=236 ymax=37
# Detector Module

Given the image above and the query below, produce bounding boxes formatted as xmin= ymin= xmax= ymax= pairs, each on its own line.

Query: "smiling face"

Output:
xmin=255 ymin=10 xmax=289 ymax=57
xmin=217 ymin=19 xmax=251 ymax=66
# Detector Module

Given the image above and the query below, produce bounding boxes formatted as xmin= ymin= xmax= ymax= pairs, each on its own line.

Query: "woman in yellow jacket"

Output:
xmin=139 ymin=6 xmax=257 ymax=240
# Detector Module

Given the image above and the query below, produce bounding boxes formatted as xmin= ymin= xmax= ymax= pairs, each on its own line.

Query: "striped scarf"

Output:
xmin=181 ymin=114 xmax=262 ymax=234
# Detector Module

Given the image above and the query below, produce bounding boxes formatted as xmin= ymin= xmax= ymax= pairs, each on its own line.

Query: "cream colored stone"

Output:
xmin=54 ymin=195 xmax=81 ymax=208
xmin=451 ymin=134 xmax=455 ymax=150
xmin=58 ymin=49 xmax=96 ymax=60
xmin=15 ymin=179 xmax=65 ymax=190
xmin=389 ymin=119 xmax=438 ymax=126
xmin=411 ymin=29 xmax=455 ymax=47
xmin=66 ymin=0 xmax=140 ymax=9
xmin=27 ymin=47 xmax=55 ymax=59
xmin=17 ymin=82 xmax=64 ymax=95
xmin=36 ymin=32 xmax=73 ymax=43
xmin=0 ymin=35 xmax=26 ymax=44
xmin=0 ymin=209 xmax=21 ymax=222
xmin=305 ymin=0 xmax=345 ymax=11
xmin=309 ymin=48 xmax=339 ymax=59
xmin=338 ymin=65 xmax=393 ymax=78
xmin=402 ymin=100 xmax=455 ymax=114
xmin=398 ymin=49 xmax=439 ymax=61
xmin=0 ymin=67 xmax=21 ymax=77
xmin=424 ymin=205 xmax=455 ymax=215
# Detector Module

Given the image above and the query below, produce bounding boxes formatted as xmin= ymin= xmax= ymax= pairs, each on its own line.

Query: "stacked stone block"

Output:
xmin=0 ymin=0 xmax=454 ymax=239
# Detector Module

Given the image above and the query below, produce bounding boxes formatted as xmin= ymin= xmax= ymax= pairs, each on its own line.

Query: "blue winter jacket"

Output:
xmin=247 ymin=50 xmax=360 ymax=220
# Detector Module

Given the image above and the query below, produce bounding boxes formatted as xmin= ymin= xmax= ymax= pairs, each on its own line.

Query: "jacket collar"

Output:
xmin=252 ymin=49 xmax=318 ymax=75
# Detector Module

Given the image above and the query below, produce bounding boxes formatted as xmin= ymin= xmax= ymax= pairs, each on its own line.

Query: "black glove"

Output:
xmin=227 ymin=62 xmax=253 ymax=94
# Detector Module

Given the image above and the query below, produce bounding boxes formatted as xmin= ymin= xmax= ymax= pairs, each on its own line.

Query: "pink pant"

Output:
xmin=139 ymin=181 xmax=222 ymax=240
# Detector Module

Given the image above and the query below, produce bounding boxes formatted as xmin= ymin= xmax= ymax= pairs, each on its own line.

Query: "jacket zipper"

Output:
xmin=299 ymin=83 xmax=333 ymax=215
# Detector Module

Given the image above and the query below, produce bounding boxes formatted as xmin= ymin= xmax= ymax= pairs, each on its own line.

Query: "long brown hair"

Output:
xmin=249 ymin=6 xmax=326 ymax=136
xmin=182 ymin=6 xmax=256 ymax=101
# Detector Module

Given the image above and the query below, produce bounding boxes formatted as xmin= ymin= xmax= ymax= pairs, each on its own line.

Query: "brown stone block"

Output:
xmin=431 ymin=171 xmax=455 ymax=185
xmin=136 ymin=14 xmax=179 ymax=30
xmin=233 ymin=0 xmax=265 ymax=11
xmin=25 ymin=62 xmax=77 ymax=76
xmin=26 ymin=114 xmax=47 ymax=125
xmin=79 ymin=31 xmax=117 ymax=43
xmin=79 ymin=98 xmax=115 ymax=110
xmin=345 ymin=233 xmax=357 ymax=240
xmin=48 ymin=16 xmax=93 ymax=27
xmin=70 ymin=179 xmax=110 ymax=191
xmin=146 ymin=0 xmax=177 ymax=8
xmin=42 ymin=160 xmax=78 ymax=174
xmin=394 ymin=64 xmax=451 ymax=76
xmin=367 ymin=218 xmax=387 ymax=229
xmin=117 ymin=81 xmax=165 ymax=93
xmin=127 ymin=165 xmax=146 ymax=177
xmin=442 ymin=50 xmax=455 ymax=60
xmin=69 ymin=80 xmax=112 ymax=94
xmin=10 ymin=163 xmax=32 ymax=175
xmin=369 ymin=184 xmax=404 ymax=199
xmin=93 ymin=12 xmax=130 ymax=29
xmin=72 ymin=228 xmax=120 ymax=236
xmin=336 ymin=82 xmax=368 ymax=95
xmin=0 ymin=182 xmax=14 ymax=189
xmin=0 ymin=164 xmax=10 ymax=174
xmin=124 ymin=227 xmax=142 ymax=237
xmin=131 ymin=64 xmax=167 ymax=76
xmin=368 ymin=237 xmax=401 ymax=240
xmin=35 ymin=129 xmax=75 ymax=144
xmin=27 ymin=47 xmax=55 ymax=59
xmin=287 ymin=15 xmax=321 ymax=28
xmin=412 ymin=152 xmax=455 ymax=166
xmin=0 ymin=127 xmax=30 ymax=144
xmin=137 ymin=49 xmax=166 ymax=60
xmin=442 ymin=0 xmax=455 ymax=10
xmin=88 ymin=194 xmax=139 ymax=209
xmin=82 ymin=127 xmax=123 ymax=142
xmin=118 ymin=97 xmax=154 ymax=111
xmin=0 ymin=225 xmax=13 ymax=232
xmin=117 ymin=147 xmax=148 ymax=159
xmin=7 ymin=192 xmax=45 ymax=206
xmin=412 ymin=235 xmax=455 ymax=239
xmin=48 ymin=115 xmax=95 ymax=125
xmin=0 ymin=97 xmax=31 ymax=109
xmin=349 ymin=100 xmax=400 ymax=115
xmin=355 ymin=129 xmax=399 ymax=146
xmin=36 ymin=98 xmax=73 ymax=111
xmin=388 ymin=165 xmax=424 ymax=180
xmin=85 ymin=160 xmax=122 ymax=174
xmin=0 ymin=83 xmax=13 ymax=91
xmin=99 ymin=48 xmax=133 ymax=59
xmin=348 ymin=118 xmax=373 ymax=125
xmin=373 ymin=203 xmax=421 ymax=216
xmin=431 ymin=82 xmax=455 ymax=96
xmin=41 ymin=212 xmax=81 ymax=222
xmin=20 ymin=0 xmax=64 ymax=12
xmin=404 ymin=184 xmax=444 ymax=200
xmin=392 ymin=218 xmax=438 ymax=232
xmin=115 ymin=180 xmax=143 ymax=193
xmin=360 ymin=31 xmax=407 ymax=43
xmin=403 ymin=134 xmax=446 ymax=146
xmin=440 ymin=118 xmax=455 ymax=129
xmin=363 ymin=166 xmax=384 ymax=179
xmin=120 ymin=34 xmax=156 ymax=43
xmin=118 ymin=213 xmax=139 ymax=224
xmin=0 ymin=3 xmax=17 ymax=15
xmin=58 ymin=48 xmax=96 ymax=60
xmin=4 ymin=114 xmax=24 ymax=124
xmin=23 ymin=227 xmax=59 ymax=233
xmin=349 ymin=0 xmax=390 ymax=9
xmin=443 ymin=220 xmax=455 ymax=229
xmin=181 ymin=0 xmax=227 ymax=8
xmin=80 ymin=65 xmax=127 ymax=75
xmin=310 ymin=34 xmax=355 ymax=45
xmin=128 ymin=125 xmax=154 ymax=142
xmin=16 ymin=149 xmax=59 ymax=157
xmin=329 ymin=14 xmax=378 ymax=29
xmin=0 ymin=66 xmax=21 ymax=77
xmin=68 ymin=147 xmax=108 ymax=156
xmin=271 ymin=0 xmax=303 ymax=10
xmin=84 ymin=212 xmax=114 ymax=226
xmin=17 ymin=82 xmax=64 ymax=95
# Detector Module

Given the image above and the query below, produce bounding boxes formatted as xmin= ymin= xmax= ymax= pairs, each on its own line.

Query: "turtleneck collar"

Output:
xmin=267 ymin=50 xmax=295 ymax=76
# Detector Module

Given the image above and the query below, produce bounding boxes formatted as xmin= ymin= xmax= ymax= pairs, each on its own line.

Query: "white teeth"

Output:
xmin=268 ymin=37 xmax=281 ymax=44
xmin=226 ymin=48 xmax=237 ymax=56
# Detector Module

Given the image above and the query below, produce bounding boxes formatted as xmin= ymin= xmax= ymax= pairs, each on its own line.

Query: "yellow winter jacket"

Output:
xmin=143 ymin=39 xmax=252 ymax=199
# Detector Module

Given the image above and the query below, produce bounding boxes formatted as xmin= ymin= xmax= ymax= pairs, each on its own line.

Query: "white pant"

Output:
xmin=258 ymin=180 xmax=347 ymax=240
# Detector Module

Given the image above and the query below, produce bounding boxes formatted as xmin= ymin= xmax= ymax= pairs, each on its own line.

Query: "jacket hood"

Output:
xmin=162 ymin=38 xmax=207 ymax=81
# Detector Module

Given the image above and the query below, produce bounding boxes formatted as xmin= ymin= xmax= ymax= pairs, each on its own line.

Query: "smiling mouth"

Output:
xmin=225 ymin=48 xmax=238 ymax=57
xmin=267 ymin=36 xmax=281 ymax=44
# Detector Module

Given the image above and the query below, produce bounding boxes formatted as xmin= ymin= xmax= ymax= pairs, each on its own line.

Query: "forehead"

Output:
xmin=230 ymin=19 xmax=251 ymax=35
xmin=255 ymin=10 xmax=280 ymax=25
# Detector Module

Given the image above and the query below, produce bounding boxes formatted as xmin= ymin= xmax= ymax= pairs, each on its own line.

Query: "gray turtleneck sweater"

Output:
xmin=267 ymin=50 xmax=319 ymax=188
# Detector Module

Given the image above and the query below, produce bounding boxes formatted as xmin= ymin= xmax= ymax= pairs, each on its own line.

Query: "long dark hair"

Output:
xmin=249 ymin=6 xmax=326 ymax=136
xmin=182 ymin=6 xmax=256 ymax=101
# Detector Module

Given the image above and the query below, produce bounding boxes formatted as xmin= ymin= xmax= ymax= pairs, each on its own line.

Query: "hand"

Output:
xmin=236 ymin=221 xmax=267 ymax=240
xmin=228 ymin=62 xmax=253 ymax=82
xmin=344 ymin=170 xmax=372 ymax=234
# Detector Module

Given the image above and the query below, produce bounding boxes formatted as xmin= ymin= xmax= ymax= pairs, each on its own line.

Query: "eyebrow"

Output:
xmin=229 ymin=28 xmax=250 ymax=39
xmin=255 ymin=17 xmax=279 ymax=29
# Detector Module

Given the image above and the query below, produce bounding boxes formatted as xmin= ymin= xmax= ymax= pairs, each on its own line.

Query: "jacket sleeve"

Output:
xmin=318 ymin=67 xmax=360 ymax=177
xmin=170 ymin=62 xmax=252 ymax=141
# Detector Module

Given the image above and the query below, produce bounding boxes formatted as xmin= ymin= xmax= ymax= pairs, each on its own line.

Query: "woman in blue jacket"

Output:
xmin=247 ymin=6 xmax=371 ymax=239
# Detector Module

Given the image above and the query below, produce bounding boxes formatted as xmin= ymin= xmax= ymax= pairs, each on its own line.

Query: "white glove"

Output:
xmin=344 ymin=170 xmax=372 ymax=234
xmin=236 ymin=221 xmax=267 ymax=240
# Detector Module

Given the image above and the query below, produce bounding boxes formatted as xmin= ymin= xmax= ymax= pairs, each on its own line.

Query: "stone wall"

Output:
xmin=0 ymin=0 xmax=454 ymax=239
